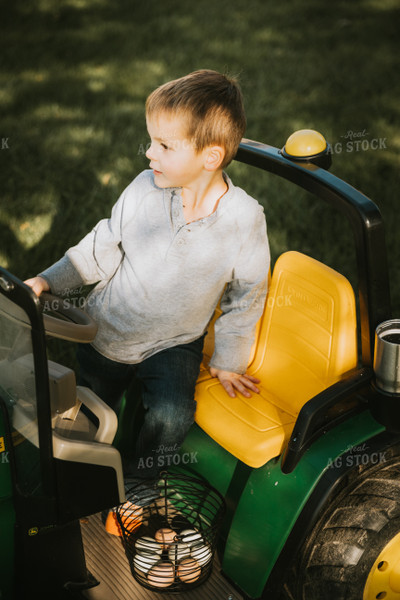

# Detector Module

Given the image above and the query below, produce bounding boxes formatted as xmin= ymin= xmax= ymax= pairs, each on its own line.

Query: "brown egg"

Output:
xmin=154 ymin=527 xmax=177 ymax=549
xmin=147 ymin=561 xmax=175 ymax=588
xmin=177 ymin=557 xmax=201 ymax=583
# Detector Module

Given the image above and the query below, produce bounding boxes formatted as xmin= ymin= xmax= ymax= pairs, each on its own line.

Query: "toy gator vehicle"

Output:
xmin=1 ymin=130 xmax=399 ymax=600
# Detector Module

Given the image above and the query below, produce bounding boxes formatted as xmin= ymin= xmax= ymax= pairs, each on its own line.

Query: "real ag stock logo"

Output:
xmin=330 ymin=129 xmax=387 ymax=154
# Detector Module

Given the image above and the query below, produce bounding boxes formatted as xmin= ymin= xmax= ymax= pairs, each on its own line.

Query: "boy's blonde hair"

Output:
xmin=146 ymin=70 xmax=246 ymax=168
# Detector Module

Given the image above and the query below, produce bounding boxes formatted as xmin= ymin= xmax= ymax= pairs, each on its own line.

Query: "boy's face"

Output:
xmin=145 ymin=112 xmax=207 ymax=189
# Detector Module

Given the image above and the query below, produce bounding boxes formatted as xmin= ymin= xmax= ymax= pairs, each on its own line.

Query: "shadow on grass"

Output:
xmin=1 ymin=0 xmax=399 ymax=318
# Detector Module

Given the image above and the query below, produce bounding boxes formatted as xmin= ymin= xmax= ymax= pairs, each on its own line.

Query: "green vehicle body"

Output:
xmin=179 ymin=414 xmax=385 ymax=598
xmin=0 ymin=133 xmax=398 ymax=599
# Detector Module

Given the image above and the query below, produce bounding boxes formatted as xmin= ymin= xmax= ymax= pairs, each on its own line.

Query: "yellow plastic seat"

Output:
xmin=195 ymin=251 xmax=358 ymax=468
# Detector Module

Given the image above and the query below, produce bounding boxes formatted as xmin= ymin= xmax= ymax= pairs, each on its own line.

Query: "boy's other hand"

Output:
xmin=24 ymin=276 xmax=50 ymax=297
xmin=209 ymin=367 xmax=260 ymax=398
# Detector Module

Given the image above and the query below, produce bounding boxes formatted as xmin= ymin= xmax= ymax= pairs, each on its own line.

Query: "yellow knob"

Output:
xmin=284 ymin=129 xmax=327 ymax=158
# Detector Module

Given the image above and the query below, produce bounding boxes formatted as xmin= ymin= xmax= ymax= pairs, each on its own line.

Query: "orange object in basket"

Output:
xmin=105 ymin=503 xmax=143 ymax=537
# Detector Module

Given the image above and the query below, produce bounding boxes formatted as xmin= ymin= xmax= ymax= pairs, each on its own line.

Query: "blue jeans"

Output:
xmin=77 ymin=335 xmax=205 ymax=480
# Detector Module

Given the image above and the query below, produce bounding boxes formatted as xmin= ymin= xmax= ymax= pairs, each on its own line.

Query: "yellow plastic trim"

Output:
xmin=284 ymin=129 xmax=327 ymax=158
xmin=195 ymin=251 xmax=357 ymax=468
xmin=363 ymin=531 xmax=400 ymax=599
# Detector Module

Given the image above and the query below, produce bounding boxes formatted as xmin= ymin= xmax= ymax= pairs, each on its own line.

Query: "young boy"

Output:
xmin=25 ymin=69 xmax=270 ymax=486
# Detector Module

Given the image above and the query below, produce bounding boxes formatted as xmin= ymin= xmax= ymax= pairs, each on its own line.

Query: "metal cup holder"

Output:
xmin=373 ymin=319 xmax=400 ymax=395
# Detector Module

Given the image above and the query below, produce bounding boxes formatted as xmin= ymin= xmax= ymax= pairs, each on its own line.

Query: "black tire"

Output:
xmin=288 ymin=456 xmax=400 ymax=600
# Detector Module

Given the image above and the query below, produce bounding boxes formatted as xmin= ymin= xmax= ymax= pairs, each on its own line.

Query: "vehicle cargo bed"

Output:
xmin=81 ymin=513 xmax=243 ymax=600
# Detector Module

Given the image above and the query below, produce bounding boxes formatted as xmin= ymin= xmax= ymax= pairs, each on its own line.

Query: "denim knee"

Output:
xmin=150 ymin=398 xmax=196 ymax=431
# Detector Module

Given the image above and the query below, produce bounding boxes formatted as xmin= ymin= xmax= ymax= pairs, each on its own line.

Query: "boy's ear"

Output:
xmin=204 ymin=146 xmax=225 ymax=171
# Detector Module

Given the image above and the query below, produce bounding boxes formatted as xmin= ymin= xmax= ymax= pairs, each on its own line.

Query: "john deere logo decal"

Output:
xmin=28 ymin=527 xmax=38 ymax=536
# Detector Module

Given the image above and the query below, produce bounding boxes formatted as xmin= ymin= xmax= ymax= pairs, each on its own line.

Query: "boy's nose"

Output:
xmin=145 ymin=144 xmax=156 ymax=160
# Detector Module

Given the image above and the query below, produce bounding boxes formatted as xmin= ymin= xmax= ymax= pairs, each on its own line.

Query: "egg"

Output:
xmin=154 ymin=527 xmax=177 ymax=549
xmin=135 ymin=536 xmax=163 ymax=555
xmin=120 ymin=502 xmax=143 ymax=531
xmin=133 ymin=551 xmax=160 ymax=574
xmin=179 ymin=528 xmax=203 ymax=546
xmin=147 ymin=561 xmax=175 ymax=588
xmin=190 ymin=541 xmax=212 ymax=566
xmin=168 ymin=541 xmax=191 ymax=563
xmin=177 ymin=557 xmax=202 ymax=583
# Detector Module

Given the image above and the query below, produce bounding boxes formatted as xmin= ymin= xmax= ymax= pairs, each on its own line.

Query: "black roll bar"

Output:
xmin=235 ymin=139 xmax=392 ymax=365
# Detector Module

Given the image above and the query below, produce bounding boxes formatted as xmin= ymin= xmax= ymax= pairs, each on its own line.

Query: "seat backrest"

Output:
xmin=247 ymin=251 xmax=358 ymax=414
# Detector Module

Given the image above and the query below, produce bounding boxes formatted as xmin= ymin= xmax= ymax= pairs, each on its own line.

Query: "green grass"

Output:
xmin=1 ymin=0 xmax=399 ymax=365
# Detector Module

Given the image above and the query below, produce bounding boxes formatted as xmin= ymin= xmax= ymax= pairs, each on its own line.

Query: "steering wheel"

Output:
xmin=40 ymin=292 xmax=98 ymax=343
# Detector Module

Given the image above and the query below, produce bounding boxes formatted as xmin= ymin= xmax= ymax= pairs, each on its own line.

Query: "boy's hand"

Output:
xmin=209 ymin=367 xmax=260 ymax=398
xmin=24 ymin=276 xmax=50 ymax=297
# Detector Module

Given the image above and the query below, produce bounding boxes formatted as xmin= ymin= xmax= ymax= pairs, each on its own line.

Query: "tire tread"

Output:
xmin=284 ymin=459 xmax=400 ymax=600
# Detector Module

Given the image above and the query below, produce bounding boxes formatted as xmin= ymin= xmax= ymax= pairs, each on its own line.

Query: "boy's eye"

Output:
xmin=161 ymin=143 xmax=169 ymax=150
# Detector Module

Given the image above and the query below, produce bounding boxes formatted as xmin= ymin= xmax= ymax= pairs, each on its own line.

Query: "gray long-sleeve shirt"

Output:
xmin=41 ymin=170 xmax=270 ymax=373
